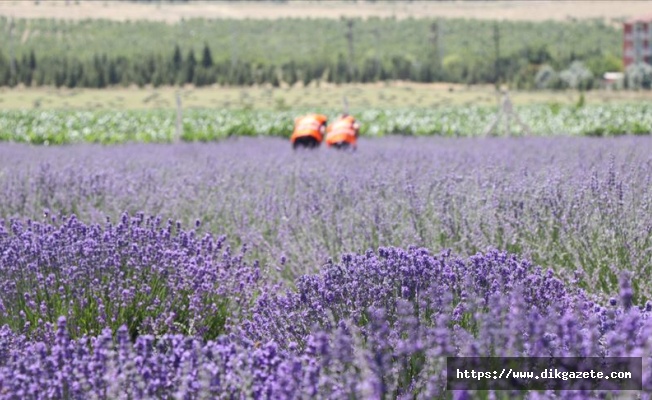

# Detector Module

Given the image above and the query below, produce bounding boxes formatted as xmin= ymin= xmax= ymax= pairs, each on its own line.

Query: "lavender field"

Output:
xmin=1 ymin=136 xmax=652 ymax=398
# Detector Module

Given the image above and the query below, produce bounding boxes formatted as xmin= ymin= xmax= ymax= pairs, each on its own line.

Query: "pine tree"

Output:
xmin=335 ymin=53 xmax=347 ymax=84
xmin=96 ymin=66 xmax=106 ymax=88
xmin=301 ymin=67 xmax=311 ymax=87
xmin=54 ymin=61 xmax=65 ymax=88
xmin=184 ymin=49 xmax=196 ymax=84
xmin=29 ymin=50 xmax=36 ymax=70
xmin=269 ymin=66 xmax=280 ymax=87
xmin=66 ymin=60 xmax=78 ymax=88
xmin=284 ymin=61 xmax=297 ymax=86
xmin=92 ymin=54 xmax=107 ymax=88
xmin=172 ymin=45 xmax=183 ymax=71
xmin=201 ymin=43 xmax=213 ymax=68
xmin=0 ymin=53 xmax=8 ymax=86
xmin=2 ymin=68 xmax=11 ymax=87
xmin=152 ymin=69 xmax=164 ymax=87
xmin=19 ymin=54 xmax=30 ymax=85
xmin=108 ymin=59 xmax=118 ymax=85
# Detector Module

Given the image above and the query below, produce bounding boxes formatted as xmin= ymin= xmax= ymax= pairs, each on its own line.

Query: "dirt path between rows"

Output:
xmin=0 ymin=1 xmax=647 ymax=23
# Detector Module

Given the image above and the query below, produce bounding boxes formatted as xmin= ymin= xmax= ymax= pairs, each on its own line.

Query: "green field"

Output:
xmin=3 ymin=103 xmax=652 ymax=144
xmin=0 ymin=16 xmax=622 ymax=88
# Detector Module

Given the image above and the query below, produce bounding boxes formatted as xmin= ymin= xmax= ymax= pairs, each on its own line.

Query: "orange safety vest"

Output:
xmin=290 ymin=114 xmax=327 ymax=143
xmin=326 ymin=116 xmax=358 ymax=146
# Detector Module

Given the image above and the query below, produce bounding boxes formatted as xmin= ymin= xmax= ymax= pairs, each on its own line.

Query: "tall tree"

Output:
xmin=29 ymin=50 xmax=37 ymax=71
xmin=107 ymin=59 xmax=118 ymax=85
xmin=172 ymin=45 xmax=183 ymax=71
xmin=184 ymin=49 xmax=196 ymax=84
xmin=201 ymin=43 xmax=213 ymax=68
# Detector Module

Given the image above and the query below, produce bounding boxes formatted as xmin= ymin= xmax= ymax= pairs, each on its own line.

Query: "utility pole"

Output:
xmin=230 ymin=21 xmax=238 ymax=70
xmin=345 ymin=19 xmax=355 ymax=80
xmin=438 ymin=20 xmax=445 ymax=65
xmin=8 ymin=17 xmax=16 ymax=80
xmin=372 ymin=27 xmax=381 ymax=79
xmin=493 ymin=22 xmax=500 ymax=92
xmin=429 ymin=21 xmax=445 ymax=80
xmin=429 ymin=22 xmax=439 ymax=68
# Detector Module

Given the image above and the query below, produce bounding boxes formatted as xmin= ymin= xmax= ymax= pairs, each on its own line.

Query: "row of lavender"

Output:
xmin=1 ymin=217 xmax=651 ymax=398
xmin=1 ymin=137 xmax=651 ymax=398
xmin=1 ymin=136 xmax=651 ymax=299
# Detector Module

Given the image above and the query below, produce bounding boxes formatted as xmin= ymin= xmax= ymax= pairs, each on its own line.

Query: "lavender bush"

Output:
xmin=0 ymin=212 xmax=261 ymax=342
xmin=1 ymin=247 xmax=651 ymax=399
xmin=242 ymin=247 xmax=652 ymax=398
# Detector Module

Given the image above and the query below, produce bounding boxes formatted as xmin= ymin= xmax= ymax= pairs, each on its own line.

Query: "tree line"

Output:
xmin=0 ymin=16 xmax=624 ymax=89
xmin=0 ymin=43 xmax=624 ymax=89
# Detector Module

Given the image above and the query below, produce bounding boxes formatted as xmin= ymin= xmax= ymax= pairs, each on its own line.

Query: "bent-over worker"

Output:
xmin=325 ymin=113 xmax=360 ymax=151
xmin=290 ymin=114 xmax=328 ymax=150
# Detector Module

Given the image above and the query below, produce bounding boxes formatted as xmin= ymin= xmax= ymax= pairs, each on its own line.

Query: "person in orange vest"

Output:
xmin=325 ymin=113 xmax=360 ymax=151
xmin=290 ymin=114 xmax=328 ymax=150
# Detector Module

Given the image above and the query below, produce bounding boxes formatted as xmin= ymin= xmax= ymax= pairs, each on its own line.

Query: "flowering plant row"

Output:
xmin=0 ymin=214 xmax=650 ymax=399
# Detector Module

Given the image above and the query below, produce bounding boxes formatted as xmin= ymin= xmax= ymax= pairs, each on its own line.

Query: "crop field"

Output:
xmin=0 ymin=136 xmax=652 ymax=398
xmin=0 ymin=84 xmax=520 ymax=111
xmin=0 ymin=84 xmax=575 ymax=110
xmin=2 ymin=103 xmax=652 ymax=144
xmin=0 ymin=15 xmax=620 ymax=62
xmin=4 ymin=84 xmax=652 ymax=110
